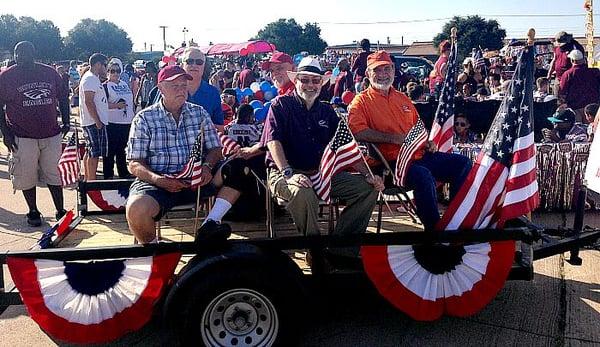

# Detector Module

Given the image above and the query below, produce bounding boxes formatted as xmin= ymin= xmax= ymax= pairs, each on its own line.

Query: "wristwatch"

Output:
xmin=282 ymin=166 xmax=293 ymax=179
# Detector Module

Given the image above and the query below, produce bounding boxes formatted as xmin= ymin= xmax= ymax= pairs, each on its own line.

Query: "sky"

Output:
xmin=1 ymin=0 xmax=595 ymax=51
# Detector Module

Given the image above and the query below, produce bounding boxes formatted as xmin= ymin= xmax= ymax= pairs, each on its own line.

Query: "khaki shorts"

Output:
xmin=8 ymin=134 xmax=62 ymax=190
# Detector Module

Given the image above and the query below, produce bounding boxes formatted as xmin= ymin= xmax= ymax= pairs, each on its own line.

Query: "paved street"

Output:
xmin=0 ymin=145 xmax=598 ymax=346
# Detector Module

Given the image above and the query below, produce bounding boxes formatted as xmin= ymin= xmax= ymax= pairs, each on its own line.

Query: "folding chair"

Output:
xmin=365 ymin=143 xmax=420 ymax=231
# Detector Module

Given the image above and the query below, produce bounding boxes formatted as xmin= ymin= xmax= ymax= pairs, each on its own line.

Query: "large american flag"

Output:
xmin=218 ymin=131 xmax=241 ymax=157
xmin=310 ymin=121 xmax=363 ymax=202
xmin=437 ymin=45 xmax=539 ymax=230
xmin=429 ymin=40 xmax=458 ymax=153
xmin=58 ymin=133 xmax=79 ymax=186
xmin=166 ymin=130 xmax=204 ymax=188
xmin=394 ymin=118 xmax=428 ymax=187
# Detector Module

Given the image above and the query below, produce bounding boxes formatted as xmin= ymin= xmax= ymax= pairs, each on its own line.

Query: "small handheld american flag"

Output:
xmin=394 ymin=118 xmax=428 ymax=187
xmin=166 ymin=127 xmax=204 ymax=189
xmin=310 ymin=120 xmax=363 ymax=202
xmin=58 ymin=132 xmax=80 ymax=186
xmin=218 ymin=131 xmax=241 ymax=157
xmin=429 ymin=39 xmax=458 ymax=153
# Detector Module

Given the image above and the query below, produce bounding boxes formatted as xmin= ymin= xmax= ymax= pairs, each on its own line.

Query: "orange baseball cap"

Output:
xmin=367 ymin=50 xmax=393 ymax=70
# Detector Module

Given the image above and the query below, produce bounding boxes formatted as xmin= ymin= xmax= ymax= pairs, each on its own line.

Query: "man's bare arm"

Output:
xmin=84 ymin=91 xmax=103 ymax=127
xmin=266 ymin=140 xmax=289 ymax=170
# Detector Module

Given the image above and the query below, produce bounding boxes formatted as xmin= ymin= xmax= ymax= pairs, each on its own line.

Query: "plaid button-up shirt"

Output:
xmin=127 ymin=101 xmax=221 ymax=175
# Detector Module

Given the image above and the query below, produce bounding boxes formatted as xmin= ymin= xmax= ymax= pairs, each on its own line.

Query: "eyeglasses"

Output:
xmin=454 ymin=122 xmax=467 ymax=127
xmin=109 ymin=69 xmax=121 ymax=74
xmin=184 ymin=58 xmax=204 ymax=66
xmin=298 ymin=77 xmax=323 ymax=85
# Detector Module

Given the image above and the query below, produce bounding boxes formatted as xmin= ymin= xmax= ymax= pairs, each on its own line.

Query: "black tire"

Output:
xmin=178 ymin=263 xmax=304 ymax=347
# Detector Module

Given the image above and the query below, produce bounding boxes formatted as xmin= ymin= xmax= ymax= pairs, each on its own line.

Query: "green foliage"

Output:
xmin=253 ymin=18 xmax=328 ymax=55
xmin=64 ymin=19 xmax=132 ymax=61
xmin=0 ymin=15 xmax=64 ymax=61
xmin=433 ymin=16 xmax=506 ymax=61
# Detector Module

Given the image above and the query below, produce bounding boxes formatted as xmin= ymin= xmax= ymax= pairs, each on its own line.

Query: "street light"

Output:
xmin=182 ymin=27 xmax=189 ymax=45
xmin=159 ymin=25 xmax=168 ymax=51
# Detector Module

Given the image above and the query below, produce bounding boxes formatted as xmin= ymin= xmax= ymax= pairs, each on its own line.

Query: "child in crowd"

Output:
xmin=533 ymin=77 xmax=557 ymax=103
xmin=584 ymin=103 xmax=599 ymax=141
xmin=453 ymin=114 xmax=479 ymax=144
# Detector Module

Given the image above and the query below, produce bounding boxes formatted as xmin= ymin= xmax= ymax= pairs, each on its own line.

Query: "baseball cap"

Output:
xmin=157 ymin=65 xmax=192 ymax=83
xmin=366 ymin=50 xmax=393 ymax=70
xmin=263 ymin=52 xmax=293 ymax=70
xmin=108 ymin=58 xmax=123 ymax=72
xmin=222 ymin=88 xmax=236 ymax=97
xmin=567 ymin=49 xmax=584 ymax=61
xmin=547 ymin=108 xmax=575 ymax=123
xmin=555 ymin=31 xmax=573 ymax=46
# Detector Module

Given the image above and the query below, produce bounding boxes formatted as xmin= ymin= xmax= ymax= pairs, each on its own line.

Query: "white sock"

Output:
xmin=204 ymin=198 xmax=232 ymax=224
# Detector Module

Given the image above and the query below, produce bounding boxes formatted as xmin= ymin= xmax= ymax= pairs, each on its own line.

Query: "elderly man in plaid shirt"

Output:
xmin=126 ymin=65 xmax=225 ymax=244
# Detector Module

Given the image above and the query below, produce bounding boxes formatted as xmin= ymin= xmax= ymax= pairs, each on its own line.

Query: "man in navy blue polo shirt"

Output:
xmin=262 ymin=57 xmax=384 ymax=237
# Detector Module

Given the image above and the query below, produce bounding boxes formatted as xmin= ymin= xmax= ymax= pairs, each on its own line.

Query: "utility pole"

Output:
xmin=159 ymin=25 xmax=168 ymax=51
xmin=182 ymin=27 xmax=189 ymax=45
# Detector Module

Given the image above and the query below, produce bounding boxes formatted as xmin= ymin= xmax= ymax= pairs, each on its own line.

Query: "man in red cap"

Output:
xmin=348 ymin=50 xmax=471 ymax=230
xmin=125 ymin=65 xmax=226 ymax=244
xmin=263 ymin=52 xmax=296 ymax=96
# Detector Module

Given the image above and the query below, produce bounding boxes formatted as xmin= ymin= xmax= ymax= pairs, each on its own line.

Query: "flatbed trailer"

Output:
xmin=0 ymin=182 xmax=598 ymax=346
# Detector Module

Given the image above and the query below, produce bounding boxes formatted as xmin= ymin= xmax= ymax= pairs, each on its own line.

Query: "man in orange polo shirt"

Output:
xmin=349 ymin=50 xmax=472 ymax=230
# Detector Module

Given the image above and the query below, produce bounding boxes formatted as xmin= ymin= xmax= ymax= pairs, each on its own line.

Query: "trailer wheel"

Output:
xmin=180 ymin=265 xmax=302 ymax=347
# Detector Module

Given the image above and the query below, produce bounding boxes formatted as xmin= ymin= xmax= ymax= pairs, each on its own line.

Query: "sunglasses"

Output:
xmin=109 ymin=69 xmax=121 ymax=74
xmin=185 ymin=58 xmax=204 ymax=66
xmin=454 ymin=122 xmax=467 ymax=127
xmin=299 ymin=77 xmax=323 ymax=85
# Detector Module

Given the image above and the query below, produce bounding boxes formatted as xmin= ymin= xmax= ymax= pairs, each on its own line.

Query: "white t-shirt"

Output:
xmin=106 ymin=80 xmax=135 ymax=124
xmin=79 ymin=71 xmax=109 ymax=127
xmin=225 ymin=123 xmax=263 ymax=147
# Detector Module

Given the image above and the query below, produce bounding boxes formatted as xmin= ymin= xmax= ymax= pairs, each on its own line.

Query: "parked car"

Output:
xmin=390 ymin=55 xmax=434 ymax=82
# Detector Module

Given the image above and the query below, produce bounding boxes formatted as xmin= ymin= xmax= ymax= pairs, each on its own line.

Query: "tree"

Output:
xmin=433 ymin=16 xmax=506 ymax=60
xmin=0 ymin=15 xmax=64 ymax=61
xmin=64 ymin=19 xmax=132 ymax=60
xmin=253 ymin=18 xmax=328 ymax=55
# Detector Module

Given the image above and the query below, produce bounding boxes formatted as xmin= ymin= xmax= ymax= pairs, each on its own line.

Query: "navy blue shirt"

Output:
xmin=149 ymin=80 xmax=224 ymax=125
xmin=261 ymin=92 xmax=339 ymax=171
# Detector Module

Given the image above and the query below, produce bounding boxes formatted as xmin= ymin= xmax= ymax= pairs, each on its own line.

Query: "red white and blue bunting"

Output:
xmin=87 ymin=188 xmax=129 ymax=211
xmin=7 ymin=253 xmax=181 ymax=344
xmin=361 ymin=241 xmax=514 ymax=321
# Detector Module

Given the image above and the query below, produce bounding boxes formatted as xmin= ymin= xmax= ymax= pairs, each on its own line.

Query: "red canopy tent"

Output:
xmin=202 ymin=40 xmax=277 ymax=56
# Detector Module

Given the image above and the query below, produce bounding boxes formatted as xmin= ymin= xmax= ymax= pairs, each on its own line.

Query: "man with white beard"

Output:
xmin=348 ymin=51 xmax=472 ymax=230
xmin=261 ymin=57 xmax=384 ymax=237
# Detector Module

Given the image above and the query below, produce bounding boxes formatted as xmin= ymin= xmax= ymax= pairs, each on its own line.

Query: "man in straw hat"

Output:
xmin=125 ymin=65 xmax=225 ymax=244
xmin=262 ymin=56 xmax=384 ymax=239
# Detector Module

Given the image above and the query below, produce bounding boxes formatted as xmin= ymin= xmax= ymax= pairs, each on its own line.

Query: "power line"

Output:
xmin=319 ymin=13 xmax=597 ymax=25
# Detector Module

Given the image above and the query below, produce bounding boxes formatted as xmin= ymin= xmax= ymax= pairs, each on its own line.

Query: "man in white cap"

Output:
xmin=261 ymin=57 xmax=384 ymax=239
xmin=559 ymin=49 xmax=600 ymax=121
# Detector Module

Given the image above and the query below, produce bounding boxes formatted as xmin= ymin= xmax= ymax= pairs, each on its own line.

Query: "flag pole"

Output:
xmin=193 ymin=123 xmax=205 ymax=233
xmin=334 ymin=109 xmax=394 ymax=215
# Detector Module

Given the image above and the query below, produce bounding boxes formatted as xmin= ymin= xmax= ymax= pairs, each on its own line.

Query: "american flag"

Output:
xmin=218 ymin=131 xmax=241 ymax=157
xmin=473 ymin=47 xmax=486 ymax=70
xmin=437 ymin=44 xmax=539 ymax=230
xmin=394 ymin=118 xmax=428 ymax=187
xmin=58 ymin=133 xmax=79 ymax=186
xmin=429 ymin=40 xmax=458 ymax=153
xmin=310 ymin=121 xmax=363 ymax=202
xmin=166 ymin=130 xmax=204 ymax=188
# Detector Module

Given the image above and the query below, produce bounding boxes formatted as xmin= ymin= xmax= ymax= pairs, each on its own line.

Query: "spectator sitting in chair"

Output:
xmin=348 ymin=50 xmax=472 ymax=230
xmin=125 ymin=65 xmax=226 ymax=244
xmin=584 ymin=103 xmax=599 ymax=141
xmin=542 ymin=108 xmax=589 ymax=143
xmin=261 ymin=56 xmax=384 ymax=238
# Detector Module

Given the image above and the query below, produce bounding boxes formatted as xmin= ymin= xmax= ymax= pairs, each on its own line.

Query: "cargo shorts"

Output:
xmin=8 ymin=134 xmax=62 ymax=190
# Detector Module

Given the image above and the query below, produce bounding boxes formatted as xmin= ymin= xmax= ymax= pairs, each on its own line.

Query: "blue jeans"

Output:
xmin=404 ymin=152 xmax=472 ymax=230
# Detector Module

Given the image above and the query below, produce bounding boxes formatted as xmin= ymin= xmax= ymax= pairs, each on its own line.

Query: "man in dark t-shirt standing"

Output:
xmin=0 ymin=41 xmax=70 ymax=227
xmin=350 ymin=38 xmax=373 ymax=90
